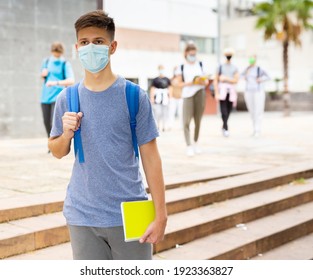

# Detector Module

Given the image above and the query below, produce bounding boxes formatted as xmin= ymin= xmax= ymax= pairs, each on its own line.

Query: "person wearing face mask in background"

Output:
xmin=48 ymin=10 xmax=167 ymax=260
xmin=150 ymin=65 xmax=172 ymax=132
xmin=175 ymin=42 xmax=208 ymax=157
xmin=214 ymin=48 xmax=239 ymax=137
xmin=40 ymin=42 xmax=74 ymax=144
xmin=242 ymin=55 xmax=270 ymax=138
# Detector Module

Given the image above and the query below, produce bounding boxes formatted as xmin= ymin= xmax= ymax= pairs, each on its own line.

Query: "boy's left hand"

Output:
xmin=139 ymin=219 xmax=167 ymax=244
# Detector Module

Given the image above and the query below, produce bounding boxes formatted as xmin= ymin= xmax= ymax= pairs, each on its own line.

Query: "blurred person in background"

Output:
xmin=242 ymin=54 xmax=270 ymax=138
xmin=40 ymin=42 xmax=74 ymax=141
xmin=214 ymin=47 xmax=239 ymax=137
xmin=168 ymin=66 xmax=183 ymax=129
xmin=175 ymin=42 xmax=208 ymax=157
xmin=150 ymin=65 xmax=172 ymax=132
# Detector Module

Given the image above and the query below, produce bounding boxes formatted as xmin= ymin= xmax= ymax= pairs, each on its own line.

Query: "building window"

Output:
xmin=180 ymin=35 xmax=216 ymax=54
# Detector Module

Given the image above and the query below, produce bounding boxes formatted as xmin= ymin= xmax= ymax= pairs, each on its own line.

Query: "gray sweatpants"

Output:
xmin=68 ymin=225 xmax=152 ymax=260
xmin=183 ymin=89 xmax=206 ymax=146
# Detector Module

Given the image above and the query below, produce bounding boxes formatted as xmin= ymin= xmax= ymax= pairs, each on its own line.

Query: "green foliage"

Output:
xmin=254 ymin=0 xmax=313 ymax=43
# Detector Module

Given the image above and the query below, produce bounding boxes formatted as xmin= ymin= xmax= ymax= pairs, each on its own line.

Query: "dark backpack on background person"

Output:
xmin=180 ymin=61 xmax=203 ymax=82
xmin=66 ymin=80 xmax=140 ymax=163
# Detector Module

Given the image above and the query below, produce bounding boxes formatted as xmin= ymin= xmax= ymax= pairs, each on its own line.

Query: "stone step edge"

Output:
xmin=2 ymin=163 xmax=313 ymax=223
xmin=154 ymin=203 xmax=313 ymax=260
xmin=2 ymin=185 xmax=313 ymax=259
xmin=155 ymin=189 xmax=313 ymax=253
xmin=251 ymin=232 xmax=313 ymax=260
xmin=0 ymin=167 xmax=260 ymax=223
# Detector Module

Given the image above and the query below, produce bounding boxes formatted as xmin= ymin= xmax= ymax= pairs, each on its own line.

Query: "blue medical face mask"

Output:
xmin=78 ymin=43 xmax=110 ymax=73
xmin=186 ymin=54 xmax=196 ymax=63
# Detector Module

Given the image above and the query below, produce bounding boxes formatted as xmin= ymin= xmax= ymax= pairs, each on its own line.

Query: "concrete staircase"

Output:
xmin=2 ymin=162 xmax=313 ymax=260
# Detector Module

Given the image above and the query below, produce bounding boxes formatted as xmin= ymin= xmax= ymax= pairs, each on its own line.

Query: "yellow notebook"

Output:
xmin=121 ymin=200 xmax=155 ymax=242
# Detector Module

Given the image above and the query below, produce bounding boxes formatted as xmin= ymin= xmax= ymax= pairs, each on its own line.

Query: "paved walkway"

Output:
xmin=1 ymin=111 xmax=313 ymax=200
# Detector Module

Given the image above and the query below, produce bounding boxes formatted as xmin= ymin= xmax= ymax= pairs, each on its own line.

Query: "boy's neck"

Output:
xmin=84 ymin=65 xmax=117 ymax=92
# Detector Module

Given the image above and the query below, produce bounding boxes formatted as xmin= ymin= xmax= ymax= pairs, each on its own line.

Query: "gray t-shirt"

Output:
xmin=50 ymin=76 xmax=159 ymax=228
xmin=217 ymin=63 xmax=238 ymax=79
xmin=241 ymin=66 xmax=270 ymax=92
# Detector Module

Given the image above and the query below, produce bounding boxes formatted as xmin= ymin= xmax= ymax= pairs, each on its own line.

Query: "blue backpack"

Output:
xmin=66 ymin=80 xmax=140 ymax=163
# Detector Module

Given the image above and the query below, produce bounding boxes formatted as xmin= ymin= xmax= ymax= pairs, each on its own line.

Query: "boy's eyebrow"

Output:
xmin=78 ymin=37 xmax=106 ymax=41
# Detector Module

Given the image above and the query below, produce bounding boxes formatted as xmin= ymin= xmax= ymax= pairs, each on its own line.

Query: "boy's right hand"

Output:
xmin=62 ymin=112 xmax=83 ymax=139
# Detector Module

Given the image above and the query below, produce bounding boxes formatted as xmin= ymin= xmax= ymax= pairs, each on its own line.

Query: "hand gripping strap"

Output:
xmin=66 ymin=83 xmax=85 ymax=163
xmin=125 ymin=80 xmax=140 ymax=159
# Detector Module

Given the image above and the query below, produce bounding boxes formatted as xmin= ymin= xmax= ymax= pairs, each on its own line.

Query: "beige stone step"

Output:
xmin=154 ymin=202 xmax=313 ymax=260
xmin=3 ymin=178 xmax=313 ymax=259
xmin=6 ymin=242 xmax=72 ymax=260
xmin=155 ymin=180 xmax=313 ymax=252
xmin=162 ymin=163 xmax=269 ymax=190
xmin=9 ymin=198 xmax=313 ymax=260
xmin=1 ymin=162 xmax=311 ymax=223
xmin=251 ymin=233 xmax=313 ymax=260
xmin=0 ymin=212 xmax=68 ymax=259
xmin=0 ymin=191 xmax=65 ymax=223
xmin=166 ymin=163 xmax=313 ymax=214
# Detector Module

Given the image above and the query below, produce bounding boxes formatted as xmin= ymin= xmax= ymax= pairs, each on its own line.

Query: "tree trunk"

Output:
xmin=282 ymin=39 xmax=291 ymax=116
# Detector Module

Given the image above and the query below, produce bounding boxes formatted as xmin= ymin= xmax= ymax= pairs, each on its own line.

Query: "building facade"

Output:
xmin=0 ymin=0 xmax=219 ymax=138
xmin=219 ymin=0 xmax=313 ymax=93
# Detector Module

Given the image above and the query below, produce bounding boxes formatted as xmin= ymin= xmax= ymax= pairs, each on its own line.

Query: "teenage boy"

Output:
xmin=48 ymin=10 xmax=167 ymax=260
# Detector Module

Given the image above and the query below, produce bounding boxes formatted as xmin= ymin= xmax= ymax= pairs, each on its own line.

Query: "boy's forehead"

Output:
xmin=77 ymin=26 xmax=110 ymax=40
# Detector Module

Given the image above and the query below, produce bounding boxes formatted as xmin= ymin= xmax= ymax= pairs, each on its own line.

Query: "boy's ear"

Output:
xmin=110 ymin=41 xmax=117 ymax=55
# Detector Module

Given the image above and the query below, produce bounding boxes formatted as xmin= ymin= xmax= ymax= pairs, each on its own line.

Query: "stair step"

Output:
xmin=251 ymin=232 xmax=313 ymax=260
xmin=6 ymin=242 xmax=72 ymax=260
xmin=163 ymin=163 xmax=269 ymax=190
xmin=153 ymin=202 xmax=313 ymax=260
xmin=11 ymin=201 xmax=313 ymax=260
xmin=2 ymin=163 xmax=311 ymax=223
xmin=155 ymin=180 xmax=313 ymax=252
xmin=0 ymin=191 xmax=65 ymax=223
xmin=0 ymin=212 xmax=68 ymax=259
xmin=2 ymin=179 xmax=313 ymax=259
xmin=0 ymin=165 xmax=262 ymax=223
xmin=166 ymin=164 xmax=313 ymax=214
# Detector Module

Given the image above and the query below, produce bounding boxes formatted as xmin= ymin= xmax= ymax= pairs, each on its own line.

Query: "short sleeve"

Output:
xmin=40 ymin=58 xmax=48 ymax=71
xmin=136 ymin=90 xmax=159 ymax=146
xmin=65 ymin=61 xmax=75 ymax=80
xmin=166 ymin=77 xmax=171 ymax=86
xmin=50 ymin=89 xmax=68 ymax=138
xmin=151 ymin=78 xmax=157 ymax=88
xmin=175 ymin=65 xmax=182 ymax=76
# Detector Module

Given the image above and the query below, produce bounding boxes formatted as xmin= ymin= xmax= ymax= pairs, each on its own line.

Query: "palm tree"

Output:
xmin=254 ymin=0 xmax=313 ymax=116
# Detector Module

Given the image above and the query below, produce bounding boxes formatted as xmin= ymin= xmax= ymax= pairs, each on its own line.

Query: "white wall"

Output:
xmin=221 ymin=16 xmax=313 ymax=93
xmin=104 ymin=0 xmax=217 ymax=37
xmin=104 ymin=0 xmax=219 ymax=90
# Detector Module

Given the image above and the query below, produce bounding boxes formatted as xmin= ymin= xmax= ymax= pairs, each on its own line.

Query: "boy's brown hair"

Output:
xmin=75 ymin=10 xmax=115 ymax=40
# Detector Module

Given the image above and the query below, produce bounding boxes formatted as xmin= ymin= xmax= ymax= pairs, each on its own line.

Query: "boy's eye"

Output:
xmin=94 ymin=40 xmax=104 ymax=45
xmin=80 ymin=41 xmax=89 ymax=46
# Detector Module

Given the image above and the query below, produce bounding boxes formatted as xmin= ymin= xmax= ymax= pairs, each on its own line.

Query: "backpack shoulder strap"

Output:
xmin=257 ymin=66 xmax=260 ymax=78
xmin=125 ymin=80 xmax=140 ymax=159
xmin=62 ymin=60 xmax=67 ymax=80
xmin=219 ymin=65 xmax=222 ymax=76
xmin=199 ymin=61 xmax=203 ymax=70
xmin=66 ymin=83 xmax=85 ymax=163
xmin=180 ymin=64 xmax=184 ymax=82
xmin=44 ymin=58 xmax=49 ymax=82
